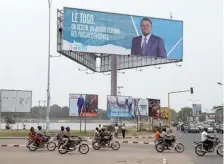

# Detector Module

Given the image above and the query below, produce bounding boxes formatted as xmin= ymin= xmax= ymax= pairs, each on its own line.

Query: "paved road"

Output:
xmin=0 ymin=132 xmax=222 ymax=164
xmin=0 ymin=140 xmax=193 ymax=164
xmin=174 ymin=130 xmax=223 ymax=164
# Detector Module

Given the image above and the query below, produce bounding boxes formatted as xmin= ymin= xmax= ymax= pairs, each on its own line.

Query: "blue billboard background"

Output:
xmin=107 ymin=95 xmax=134 ymax=118
xmin=63 ymin=7 xmax=183 ymax=60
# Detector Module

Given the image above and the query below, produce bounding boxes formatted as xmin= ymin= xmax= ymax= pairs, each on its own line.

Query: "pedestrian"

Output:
xmin=121 ymin=124 xmax=126 ymax=138
xmin=98 ymin=124 xmax=102 ymax=132
xmin=114 ymin=124 xmax=119 ymax=138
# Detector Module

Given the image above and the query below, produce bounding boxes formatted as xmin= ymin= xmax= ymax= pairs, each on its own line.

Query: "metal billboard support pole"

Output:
xmin=111 ymin=55 xmax=117 ymax=96
xmin=110 ymin=55 xmax=118 ymax=124
xmin=46 ymin=0 xmax=52 ymax=131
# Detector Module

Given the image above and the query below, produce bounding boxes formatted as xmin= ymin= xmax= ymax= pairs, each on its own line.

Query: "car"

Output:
xmin=216 ymin=124 xmax=223 ymax=134
xmin=203 ymin=125 xmax=214 ymax=133
xmin=188 ymin=125 xmax=200 ymax=133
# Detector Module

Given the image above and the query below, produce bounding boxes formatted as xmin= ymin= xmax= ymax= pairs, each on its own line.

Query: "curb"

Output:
xmin=0 ymin=144 xmax=26 ymax=147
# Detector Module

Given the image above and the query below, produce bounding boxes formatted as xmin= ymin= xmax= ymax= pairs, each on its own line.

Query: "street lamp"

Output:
xmin=217 ymin=82 xmax=223 ymax=85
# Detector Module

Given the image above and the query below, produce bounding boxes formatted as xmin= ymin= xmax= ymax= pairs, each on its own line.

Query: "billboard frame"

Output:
xmin=0 ymin=89 xmax=32 ymax=113
xmin=57 ymin=8 xmax=183 ymax=72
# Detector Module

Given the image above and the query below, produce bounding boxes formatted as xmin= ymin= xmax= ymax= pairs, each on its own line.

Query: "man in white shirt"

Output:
xmin=114 ymin=124 xmax=119 ymax=138
xmin=201 ymin=128 xmax=214 ymax=150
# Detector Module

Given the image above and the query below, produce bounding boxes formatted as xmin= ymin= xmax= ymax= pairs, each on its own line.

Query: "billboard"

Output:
xmin=0 ymin=90 xmax=32 ymax=112
xmin=206 ymin=114 xmax=215 ymax=122
xmin=69 ymin=94 xmax=98 ymax=116
xmin=62 ymin=7 xmax=183 ymax=59
xmin=148 ymin=99 xmax=160 ymax=117
xmin=132 ymin=98 xmax=148 ymax=116
xmin=107 ymin=95 xmax=133 ymax=118
xmin=160 ymin=107 xmax=169 ymax=119
xmin=192 ymin=104 xmax=201 ymax=116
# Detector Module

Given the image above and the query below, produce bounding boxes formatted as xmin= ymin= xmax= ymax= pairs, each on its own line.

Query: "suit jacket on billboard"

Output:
xmin=77 ymin=97 xmax=84 ymax=108
xmin=131 ymin=34 xmax=167 ymax=58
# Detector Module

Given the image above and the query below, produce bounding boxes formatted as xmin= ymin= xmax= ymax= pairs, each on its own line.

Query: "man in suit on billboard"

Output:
xmin=77 ymin=95 xmax=84 ymax=116
xmin=131 ymin=18 xmax=167 ymax=58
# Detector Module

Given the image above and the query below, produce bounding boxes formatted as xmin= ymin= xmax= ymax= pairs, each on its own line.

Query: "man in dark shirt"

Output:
xmin=100 ymin=128 xmax=111 ymax=144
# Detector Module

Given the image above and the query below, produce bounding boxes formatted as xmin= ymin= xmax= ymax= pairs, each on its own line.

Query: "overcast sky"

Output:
xmin=0 ymin=0 xmax=223 ymax=112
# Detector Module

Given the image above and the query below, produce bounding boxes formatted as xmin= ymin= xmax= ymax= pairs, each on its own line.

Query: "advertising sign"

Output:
xmin=107 ymin=95 xmax=133 ymax=118
xmin=132 ymin=98 xmax=148 ymax=116
xmin=192 ymin=104 xmax=201 ymax=116
xmin=206 ymin=114 xmax=215 ymax=122
xmin=63 ymin=7 xmax=183 ymax=59
xmin=0 ymin=90 xmax=32 ymax=112
xmin=160 ymin=107 xmax=169 ymax=119
xmin=69 ymin=94 xmax=98 ymax=116
xmin=148 ymin=99 xmax=160 ymax=117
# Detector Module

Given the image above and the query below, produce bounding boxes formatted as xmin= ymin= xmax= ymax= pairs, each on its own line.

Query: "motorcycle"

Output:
xmin=27 ymin=135 xmax=56 ymax=151
xmin=58 ymin=136 xmax=89 ymax=154
xmin=195 ymin=136 xmax=223 ymax=156
xmin=155 ymin=136 xmax=184 ymax=153
xmin=92 ymin=135 xmax=120 ymax=150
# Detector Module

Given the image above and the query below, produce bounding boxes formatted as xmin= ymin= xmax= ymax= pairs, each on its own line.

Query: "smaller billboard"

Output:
xmin=69 ymin=94 xmax=98 ymax=117
xmin=107 ymin=95 xmax=133 ymax=118
xmin=132 ymin=98 xmax=148 ymax=116
xmin=0 ymin=90 xmax=32 ymax=112
xmin=160 ymin=107 xmax=169 ymax=119
xmin=148 ymin=99 xmax=160 ymax=117
xmin=206 ymin=114 xmax=215 ymax=122
xmin=192 ymin=104 xmax=201 ymax=116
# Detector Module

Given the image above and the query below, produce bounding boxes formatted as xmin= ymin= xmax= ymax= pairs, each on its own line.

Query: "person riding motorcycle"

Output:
xmin=94 ymin=127 xmax=100 ymax=139
xmin=160 ymin=128 xmax=175 ymax=148
xmin=35 ymin=126 xmax=44 ymax=145
xmin=201 ymin=127 xmax=214 ymax=151
xmin=99 ymin=128 xmax=111 ymax=145
xmin=28 ymin=127 xmax=36 ymax=140
xmin=62 ymin=126 xmax=72 ymax=149
xmin=57 ymin=126 xmax=65 ymax=140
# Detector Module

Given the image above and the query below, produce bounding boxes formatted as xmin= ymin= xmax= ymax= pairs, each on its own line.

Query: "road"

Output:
xmin=0 ymin=132 xmax=223 ymax=164
xmin=174 ymin=129 xmax=223 ymax=164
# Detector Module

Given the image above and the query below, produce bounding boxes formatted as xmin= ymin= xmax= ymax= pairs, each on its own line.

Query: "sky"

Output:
xmin=0 ymin=0 xmax=223 ymax=112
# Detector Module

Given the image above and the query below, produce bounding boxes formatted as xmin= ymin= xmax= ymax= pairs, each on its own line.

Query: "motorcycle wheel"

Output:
xmin=58 ymin=144 xmax=68 ymax=154
xmin=216 ymin=145 xmax=223 ymax=156
xmin=111 ymin=141 xmax=120 ymax=150
xmin=92 ymin=141 xmax=101 ymax=150
xmin=155 ymin=143 xmax=165 ymax=153
xmin=175 ymin=143 xmax=185 ymax=153
xmin=79 ymin=144 xmax=89 ymax=154
xmin=28 ymin=141 xmax=38 ymax=151
xmin=195 ymin=144 xmax=206 ymax=156
xmin=46 ymin=141 xmax=56 ymax=151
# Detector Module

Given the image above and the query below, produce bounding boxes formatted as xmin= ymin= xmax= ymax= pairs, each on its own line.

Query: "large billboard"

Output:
xmin=69 ymin=94 xmax=98 ymax=116
xmin=148 ymin=99 xmax=160 ymax=117
xmin=192 ymin=104 xmax=201 ymax=116
xmin=107 ymin=95 xmax=134 ymax=118
xmin=0 ymin=90 xmax=32 ymax=112
xmin=206 ymin=114 xmax=215 ymax=122
xmin=160 ymin=107 xmax=169 ymax=119
xmin=63 ymin=7 xmax=183 ymax=59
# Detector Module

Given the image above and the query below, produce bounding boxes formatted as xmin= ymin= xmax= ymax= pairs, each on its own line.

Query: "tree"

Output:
xmin=178 ymin=107 xmax=193 ymax=122
xmin=5 ymin=116 xmax=16 ymax=129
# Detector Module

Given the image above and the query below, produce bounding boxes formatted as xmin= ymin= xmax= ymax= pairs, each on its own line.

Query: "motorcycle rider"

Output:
xmin=201 ymin=127 xmax=214 ymax=151
xmin=160 ymin=128 xmax=174 ymax=148
xmin=100 ymin=128 xmax=111 ymax=145
xmin=57 ymin=126 xmax=65 ymax=140
xmin=94 ymin=127 xmax=100 ymax=139
xmin=35 ymin=126 xmax=44 ymax=146
xmin=62 ymin=126 xmax=72 ymax=149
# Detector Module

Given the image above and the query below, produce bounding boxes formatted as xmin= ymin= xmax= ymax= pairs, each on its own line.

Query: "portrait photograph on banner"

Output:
xmin=107 ymin=95 xmax=133 ymax=118
xmin=148 ymin=98 xmax=160 ymax=117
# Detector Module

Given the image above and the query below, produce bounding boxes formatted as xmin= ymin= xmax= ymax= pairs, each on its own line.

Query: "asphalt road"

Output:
xmin=0 ymin=132 xmax=223 ymax=164
xmin=174 ymin=129 xmax=223 ymax=164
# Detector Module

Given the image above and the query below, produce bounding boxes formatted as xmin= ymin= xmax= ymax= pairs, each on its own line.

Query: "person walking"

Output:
xmin=121 ymin=124 xmax=126 ymax=139
xmin=114 ymin=124 xmax=119 ymax=138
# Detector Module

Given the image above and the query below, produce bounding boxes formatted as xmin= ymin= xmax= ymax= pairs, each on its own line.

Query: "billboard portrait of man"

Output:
xmin=131 ymin=18 xmax=167 ymax=58
xmin=77 ymin=94 xmax=85 ymax=116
